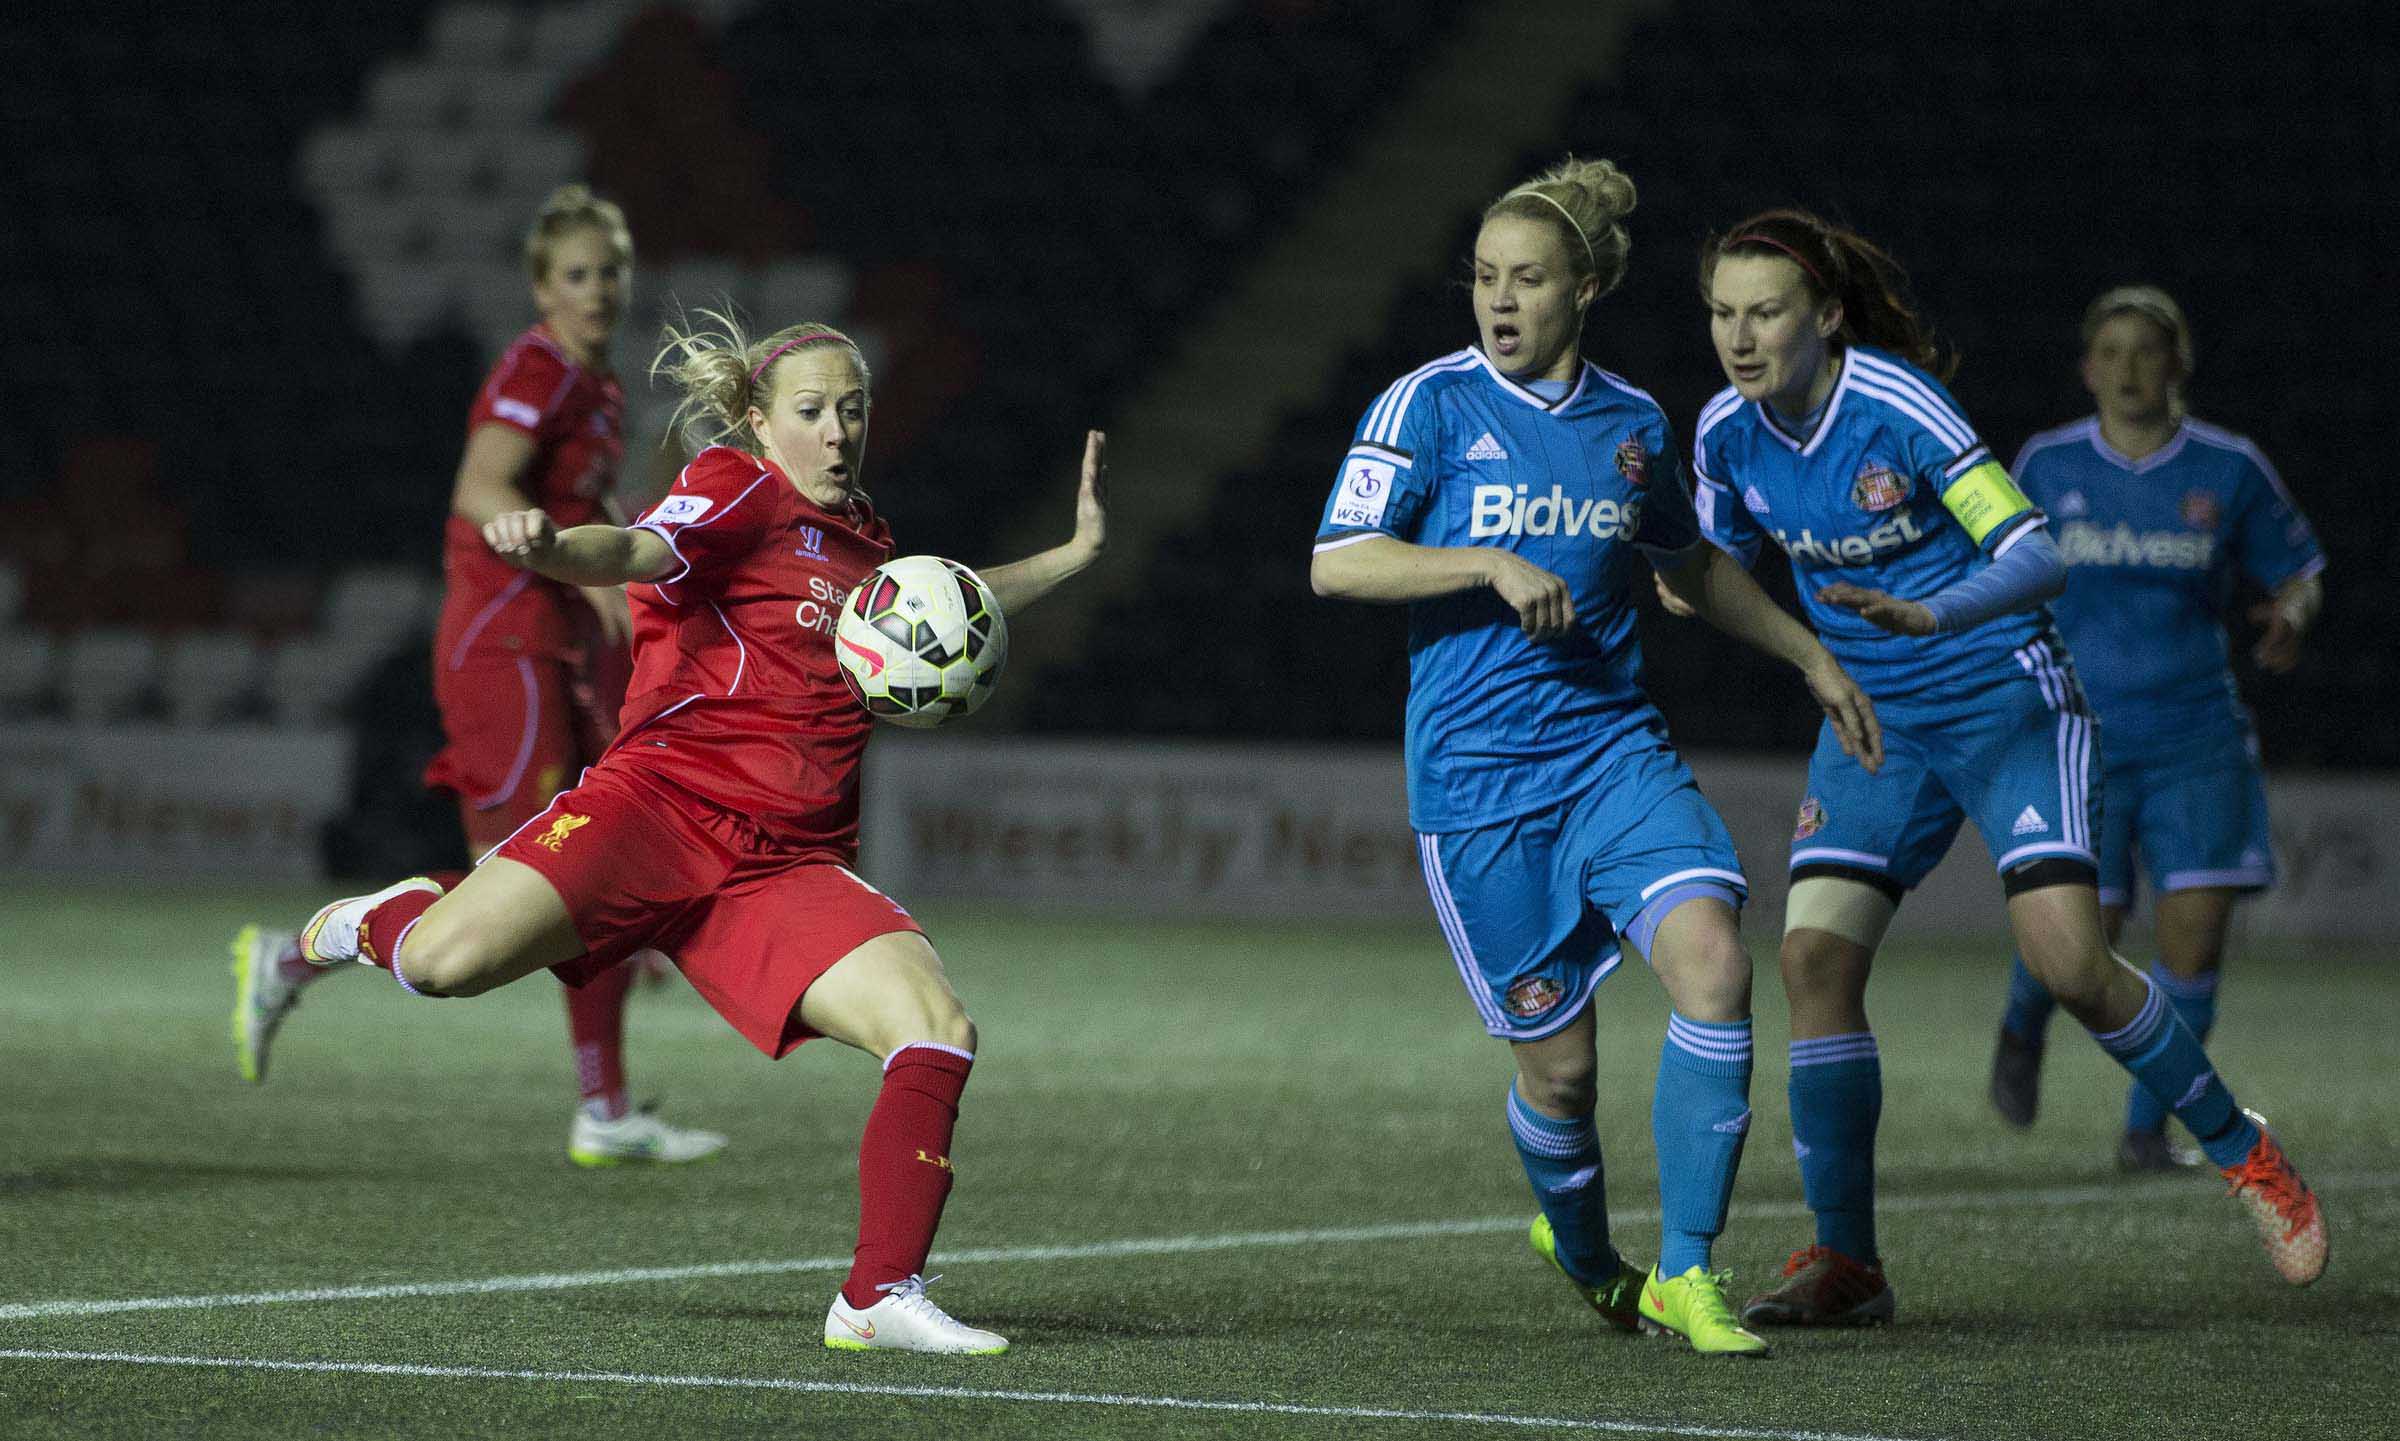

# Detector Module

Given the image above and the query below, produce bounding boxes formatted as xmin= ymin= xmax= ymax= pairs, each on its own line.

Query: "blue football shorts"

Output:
xmin=1787 ymin=643 xmax=2098 ymax=896
xmin=1417 ymin=740 xmax=1746 ymax=1040
xmin=2095 ymin=725 xmax=2274 ymax=910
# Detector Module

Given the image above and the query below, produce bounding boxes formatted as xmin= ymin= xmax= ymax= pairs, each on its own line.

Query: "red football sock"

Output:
xmin=564 ymin=961 xmax=635 ymax=1117
xmin=357 ymin=886 xmax=443 ymax=973
xmin=841 ymin=1043 xmax=973 ymax=1309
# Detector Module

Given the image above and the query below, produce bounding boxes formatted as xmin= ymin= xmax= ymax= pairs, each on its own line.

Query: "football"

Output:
xmin=833 ymin=554 xmax=1008 ymax=728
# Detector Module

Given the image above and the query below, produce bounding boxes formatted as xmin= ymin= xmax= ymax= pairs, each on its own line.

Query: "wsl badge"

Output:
xmin=1851 ymin=463 xmax=1910 ymax=513
xmin=1794 ymin=796 xmax=1828 ymax=841
xmin=1614 ymin=437 xmax=1651 ymax=488
xmin=2180 ymin=490 xmax=2220 ymax=531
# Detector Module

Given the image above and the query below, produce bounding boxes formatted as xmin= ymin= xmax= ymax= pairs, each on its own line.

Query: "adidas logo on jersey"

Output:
xmin=1775 ymin=510 xmax=1930 ymax=566
xmin=2055 ymin=489 xmax=2089 ymax=517
xmin=1470 ymin=484 xmax=1643 ymax=541
xmin=2011 ymin=806 xmax=2048 ymax=837
xmin=2056 ymin=521 xmax=2214 ymax=571
xmin=1463 ymin=432 xmax=1509 ymax=461
xmin=1743 ymin=485 xmax=1770 ymax=513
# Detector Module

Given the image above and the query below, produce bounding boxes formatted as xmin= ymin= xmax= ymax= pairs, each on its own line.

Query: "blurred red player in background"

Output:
xmin=231 ymin=184 xmax=726 ymax=1167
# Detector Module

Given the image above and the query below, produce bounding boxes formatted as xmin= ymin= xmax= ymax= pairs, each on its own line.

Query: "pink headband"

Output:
xmin=750 ymin=329 xmax=848 ymax=383
xmin=1726 ymin=232 xmax=1827 ymax=291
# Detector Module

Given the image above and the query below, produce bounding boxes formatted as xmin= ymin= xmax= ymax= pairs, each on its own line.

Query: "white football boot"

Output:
xmin=298 ymin=878 xmax=443 ymax=966
xmin=568 ymin=1105 xmax=730 ymax=1167
xmin=229 ymin=923 xmax=316 ymax=1084
xmin=824 ymin=1274 xmax=1008 ymax=1354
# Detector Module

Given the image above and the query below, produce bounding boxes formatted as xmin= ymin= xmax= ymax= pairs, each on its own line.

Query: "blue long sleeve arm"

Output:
xmin=1921 ymin=527 xmax=2066 ymax=634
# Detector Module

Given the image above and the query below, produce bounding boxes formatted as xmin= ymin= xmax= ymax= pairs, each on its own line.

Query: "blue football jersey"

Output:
xmin=2015 ymin=416 xmax=2323 ymax=754
xmin=1693 ymin=346 xmax=2053 ymax=700
xmin=1316 ymin=348 xmax=1701 ymax=832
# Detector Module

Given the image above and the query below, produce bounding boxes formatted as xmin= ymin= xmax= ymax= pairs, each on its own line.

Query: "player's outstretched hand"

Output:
xmin=2248 ymin=599 xmax=2303 ymax=673
xmin=1817 ymin=581 xmax=1935 ymax=637
xmin=1652 ymin=571 xmax=1698 ymax=619
xmin=483 ymin=509 xmax=558 ymax=569
xmin=1486 ymin=551 xmax=1575 ymax=639
xmin=1070 ymin=429 xmax=1108 ymax=560
xmin=1804 ymin=653 xmax=1884 ymax=774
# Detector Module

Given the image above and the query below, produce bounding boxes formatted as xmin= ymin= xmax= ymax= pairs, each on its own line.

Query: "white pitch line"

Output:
xmin=0 ymin=1349 xmax=1938 ymax=1441
xmin=3 ymin=1171 xmax=2391 ymax=1324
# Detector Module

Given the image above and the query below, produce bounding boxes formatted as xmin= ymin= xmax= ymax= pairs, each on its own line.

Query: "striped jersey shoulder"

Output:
xmin=2181 ymin=417 xmax=2278 ymax=475
xmin=1586 ymin=363 xmax=1664 ymax=415
xmin=2011 ymin=417 xmax=2098 ymax=472
xmin=1355 ymin=349 xmax=1479 ymax=451
xmin=1691 ymin=385 xmax=1749 ymax=479
xmin=1844 ymin=350 xmax=1978 ymax=449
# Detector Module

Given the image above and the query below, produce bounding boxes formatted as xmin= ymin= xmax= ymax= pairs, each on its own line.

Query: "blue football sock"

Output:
xmin=1789 ymin=1033 xmax=1881 ymax=1264
xmin=2088 ymin=975 xmax=2257 ymax=1168
xmin=2125 ymin=961 xmax=2220 ymax=1136
xmin=1506 ymin=1082 xmax=1621 ymax=1283
xmin=1654 ymin=1014 xmax=1753 ymax=1275
xmin=2001 ymin=953 xmax=2056 ymax=1046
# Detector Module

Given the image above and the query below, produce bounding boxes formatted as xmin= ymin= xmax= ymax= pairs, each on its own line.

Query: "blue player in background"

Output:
xmin=1988 ymin=287 xmax=2326 ymax=1171
xmin=1311 ymin=158 xmax=1882 ymax=1357
xmin=1667 ymin=209 xmax=2326 ymax=1327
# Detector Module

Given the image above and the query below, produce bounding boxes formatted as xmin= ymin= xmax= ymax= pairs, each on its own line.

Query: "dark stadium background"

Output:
xmin=0 ymin=0 xmax=2392 ymax=876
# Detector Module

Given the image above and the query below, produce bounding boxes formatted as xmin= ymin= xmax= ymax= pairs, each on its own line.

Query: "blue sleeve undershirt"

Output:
xmin=1920 ymin=527 xmax=2065 ymax=634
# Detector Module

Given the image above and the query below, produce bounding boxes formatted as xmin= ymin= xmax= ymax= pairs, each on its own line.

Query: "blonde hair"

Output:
xmin=523 ymin=183 xmax=633 ymax=283
xmin=651 ymin=306 xmax=870 ymax=454
xmin=2082 ymin=284 xmax=2194 ymax=379
xmin=1483 ymin=156 xmax=1637 ymax=299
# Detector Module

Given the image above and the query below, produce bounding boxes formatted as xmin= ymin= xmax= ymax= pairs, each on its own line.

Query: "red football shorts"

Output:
xmin=425 ymin=584 xmax=632 ymax=852
xmin=492 ymin=760 xmax=922 ymax=1058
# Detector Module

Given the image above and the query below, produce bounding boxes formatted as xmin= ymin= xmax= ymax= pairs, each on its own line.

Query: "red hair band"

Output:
xmin=750 ymin=329 xmax=848 ymax=383
xmin=1726 ymin=232 xmax=1827 ymax=291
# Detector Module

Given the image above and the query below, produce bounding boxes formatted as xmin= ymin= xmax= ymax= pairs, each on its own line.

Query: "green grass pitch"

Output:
xmin=1 ymin=880 xmax=2393 ymax=1439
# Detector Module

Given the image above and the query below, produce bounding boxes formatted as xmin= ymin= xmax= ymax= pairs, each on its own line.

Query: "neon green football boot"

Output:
xmin=1639 ymin=1265 xmax=1772 ymax=1357
xmin=1528 ymin=1215 xmax=1643 ymax=1332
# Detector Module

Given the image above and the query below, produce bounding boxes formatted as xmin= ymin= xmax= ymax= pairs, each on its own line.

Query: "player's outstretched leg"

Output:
xmin=1989 ymin=952 xmax=2053 ymax=1128
xmin=1509 ymin=1008 xmax=1643 ymax=1333
xmin=2117 ymin=888 xmax=2235 ymax=1171
xmin=2012 ymin=884 xmax=2325 ymax=1285
xmin=300 ymin=862 xmax=584 ymax=998
xmin=1746 ymin=900 xmax=1896 ymax=1328
xmin=561 ymin=964 xmax=729 ymax=1167
xmin=1639 ymin=895 xmax=1768 ymax=1357
xmin=802 ymin=932 xmax=1005 ymax=1355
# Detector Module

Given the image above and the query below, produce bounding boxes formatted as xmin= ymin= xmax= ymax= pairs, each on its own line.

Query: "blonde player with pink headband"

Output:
xmin=284 ymin=310 xmax=1112 ymax=1355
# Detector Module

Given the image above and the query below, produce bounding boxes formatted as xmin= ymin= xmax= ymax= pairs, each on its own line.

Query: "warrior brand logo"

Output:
xmin=1504 ymin=975 xmax=1565 ymax=1019
xmin=1794 ymin=796 xmax=1828 ymax=841
xmin=1470 ymin=484 xmax=1642 ymax=540
xmin=796 ymin=524 xmax=825 ymax=556
xmin=1774 ymin=510 xmax=1931 ymax=566
xmin=1463 ymin=431 xmax=1509 ymax=461
xmin=535 ymin=813 xmax=592 ymax=851
xmin=2056 ymin=521 xmax=2214 ymax=570
xmin=1851 ymin=463 xmax=1911 ymax=513
xmin=1614 ymin=437 xmax=1650 ymax=487
xmin=915 ymin=1149 xmax=954 ymax=1172
xmin=2180 ymin=490 xmax=2221 ymax=531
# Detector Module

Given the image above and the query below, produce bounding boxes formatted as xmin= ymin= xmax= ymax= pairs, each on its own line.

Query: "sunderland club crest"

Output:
xmin=1851 ymin=464 xmax=1910 ymax=513
xmin=1614 ymin=437 xmax=1651 ymax=488
xmin=2180 ymin=490 xmax=2220 ymax=531
xmin=1794 ymin=796 xmax=1828 ymax=841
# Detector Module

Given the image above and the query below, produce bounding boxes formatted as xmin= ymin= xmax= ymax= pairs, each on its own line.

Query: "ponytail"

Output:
xmin=651 ymin=306 xmax=868 ymax=455
xmin=1701 ymin=208 xmax=1953 ymax=379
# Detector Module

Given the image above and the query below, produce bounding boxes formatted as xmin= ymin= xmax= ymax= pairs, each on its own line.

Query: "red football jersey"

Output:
xmin=438 ymin=326 xmax=626 ymax=661
xmin=603 ymin=445 xmax=893 ymax=856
